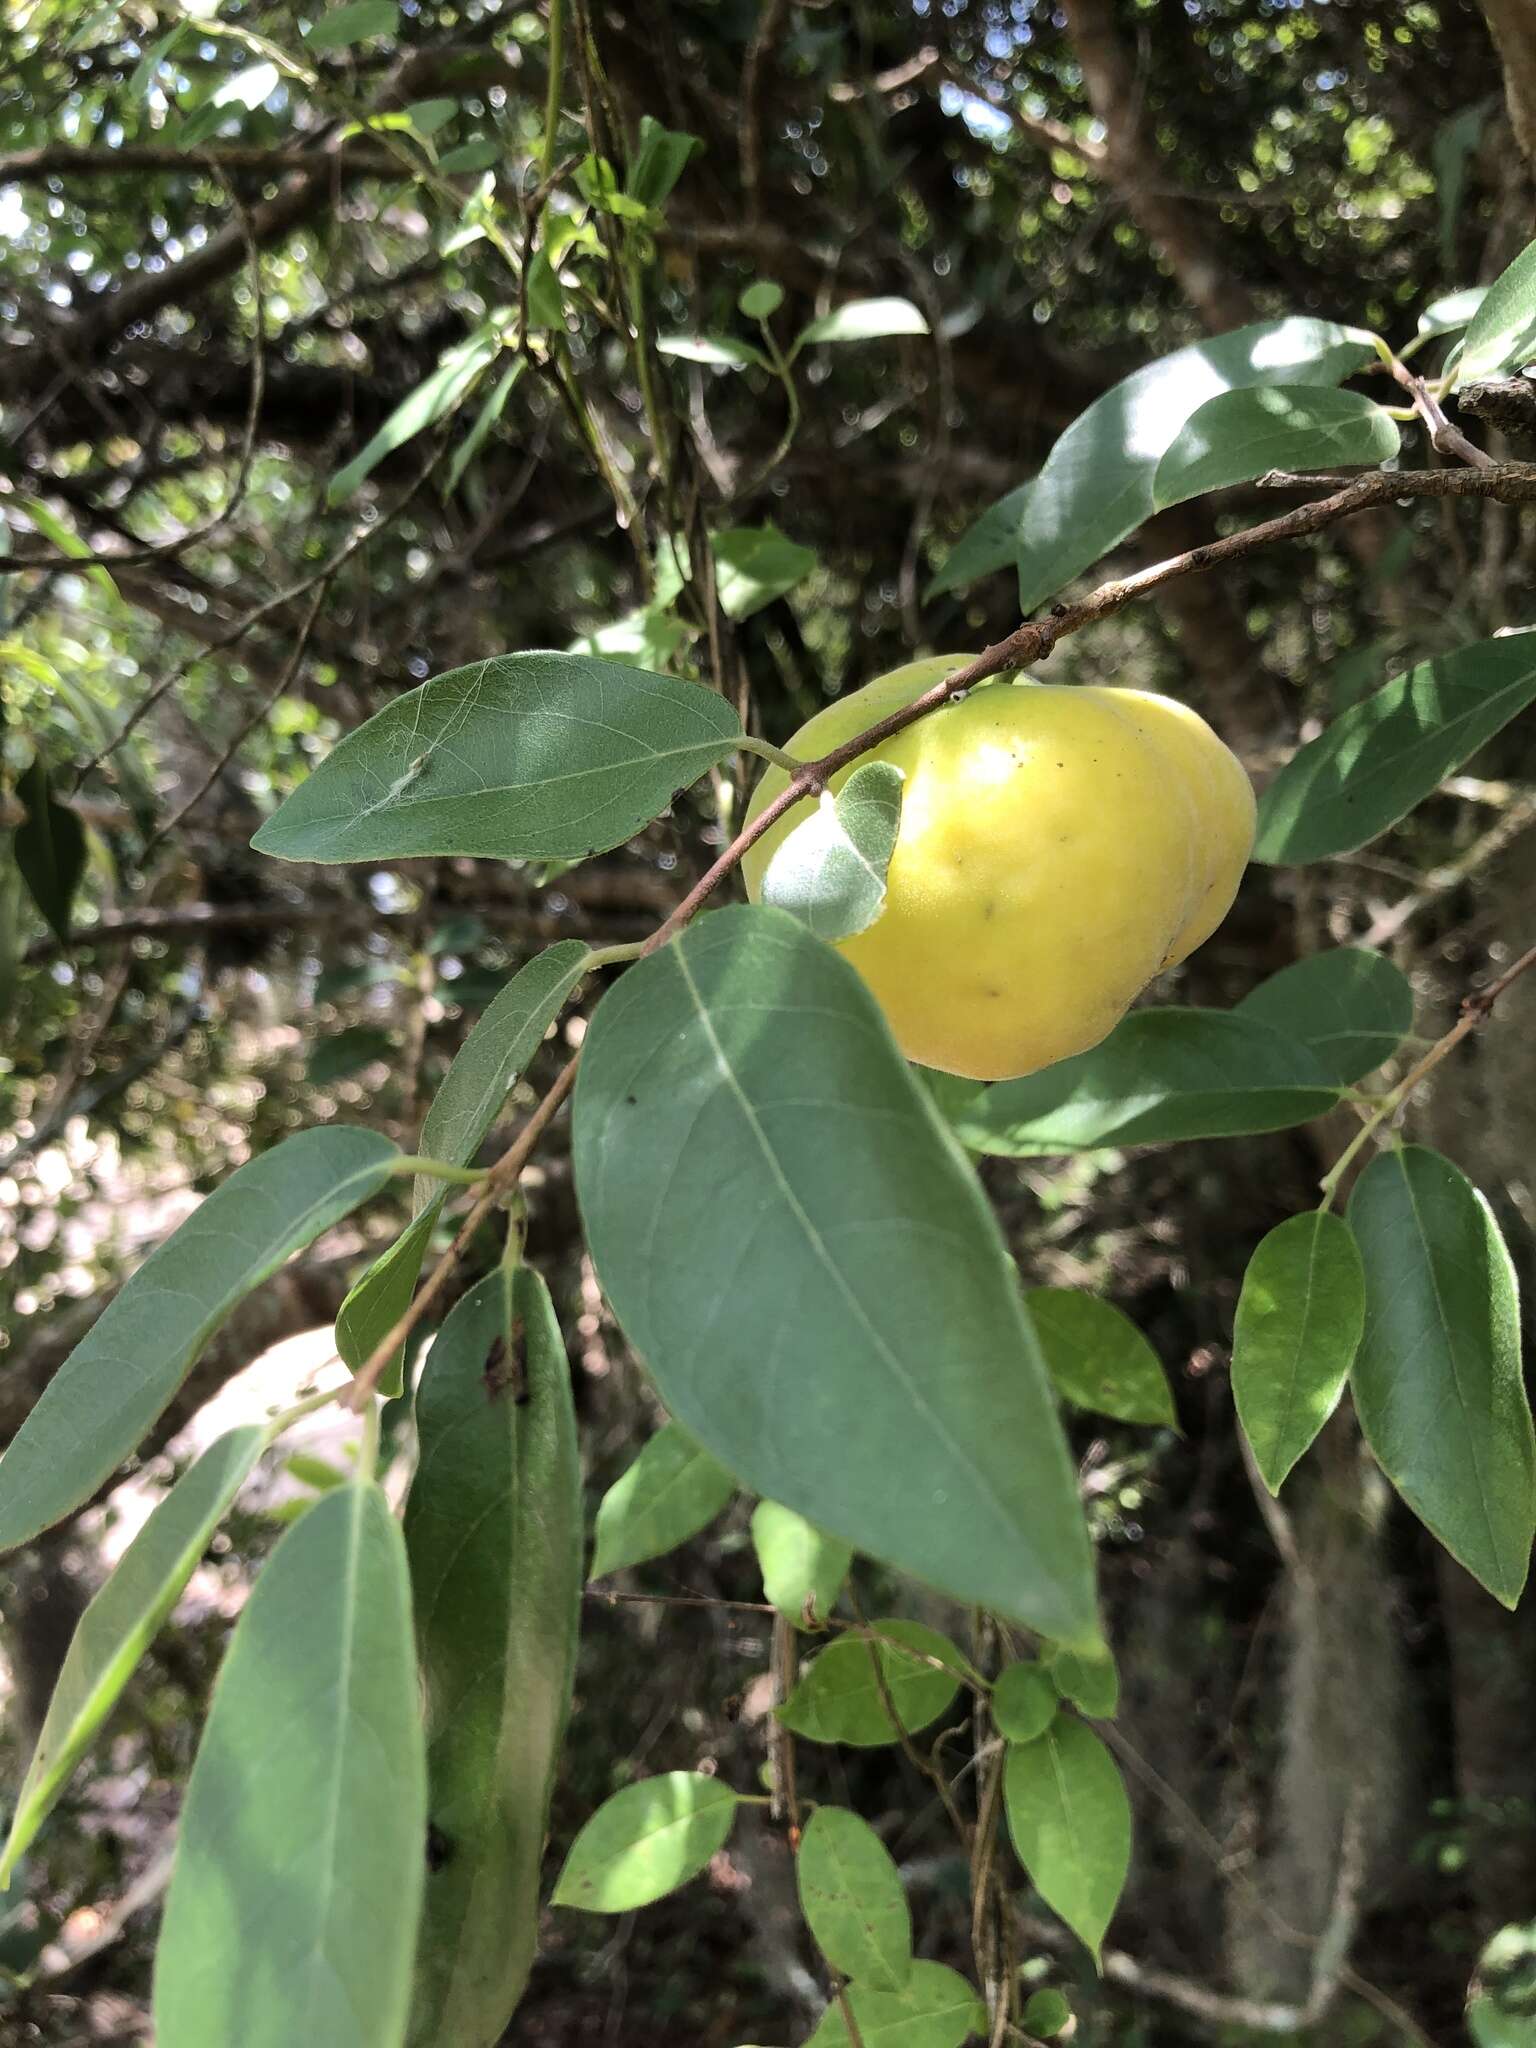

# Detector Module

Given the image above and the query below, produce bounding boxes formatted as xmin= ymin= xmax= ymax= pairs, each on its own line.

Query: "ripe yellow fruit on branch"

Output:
xmin=742 ymin=657 xmax=1255 ymax=1082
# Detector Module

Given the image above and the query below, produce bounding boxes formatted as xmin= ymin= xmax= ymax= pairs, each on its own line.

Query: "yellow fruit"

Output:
xmin=742 ymin=657 xmax=1255 ymax=1082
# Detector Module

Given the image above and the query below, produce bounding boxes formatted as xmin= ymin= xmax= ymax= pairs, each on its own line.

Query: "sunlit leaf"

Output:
xmin=1233 ymin=1211 xmax=1365 ymax=1493
xmin=797 ymin=1805 xmax=912 ymax=1991
xmin=590 ymin=1421 xmax=735 ymax=1578
xmin=1417 ymin=284 xmax=1488 ymax=340
xmin=444 ymin=360 xmax=524 ymax=494
xmin=751 ymin=1501 xmax=851 ymax=1627
xmin=553 ymin=1773 xmax=740 ymax=1912
xmin=795 ymin=297 xmax=929 ymax=350
xmin=1024 ymin=1289 xmax=1176 ymax=1427
xmin=327 ymin=324 xmax=502 ymax=504
xmin=1004 ymin=1719 xmax=1130 ymax=1961
xmin=779 ymin=1621 xmax=965 ymax=1747
xmin=656 ymin=334 xmax=771 ymax=371
xmin=711 ymin=524 xmax=817 ymax=619
xmin=1460 ymin=237 xmax=1536 ymax=381
xmin=1152 ymin=385 xmax=1399 ymax=507
xmin=806 ymin=1962 xmax=985 ymax=2048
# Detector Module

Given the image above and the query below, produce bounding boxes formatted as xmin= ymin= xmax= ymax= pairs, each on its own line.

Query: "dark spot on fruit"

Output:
xmin=982 ymin=903 xmax=996 ymax=920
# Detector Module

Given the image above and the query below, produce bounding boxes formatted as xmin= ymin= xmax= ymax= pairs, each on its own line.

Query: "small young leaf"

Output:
xmin=1152 ymin=384 xmax=1398 ymax=508
xmin=14 ymin=754 xmax=85 ymax=944
xmin=1023 ymin=1289 xmax=1176 ymax=1427
xmin=153 ymin=1484 xmax=425 ymax=2048
xmin=1232 ymin=1211 xmax=1365 ymax=1493
xmin=253 ymin=652 xmax=741 ymax=865
xmin=590 ymin=1422 xmax=736 ymax=1578
xmin=739 ymin=280 xmax=784 ymax=320
xmin=991 ymin=1661 xmax=1059 ymax=1745
xmin=1349 ymin=1147 xmax=1534 ymax=1607
xmin=796 ymin=1805 xmax=913 ymax=1992
xmin=0 ymin=1428 xmax=266 ymax=1886
xmin=1459 ymin=236 xmax=1536 ymax=381
xmin=1045 ymin=1644 xmax=1119 ymax=1720
xmin=795 ymin=297 xmax=929 ymax=350
xmin=957 ymin=1010 xmax=1338 ymax=1155
xmin=1254 ymin=633 xmax=1536 ymax=864
xmin=761 ymin=760 xmax=903 ymax=942
xmin=1004 ymin=1719 xmax=1131 ymax=1961
xmin=751 ymin=1501 xmax=851 ymax=1627
xmin=405 ymin=1267 xmax=582 ymax=2046
xmin=806 ymin=1961 xmax=985 ymax=2048
xmin=779 ymin=1621 xmax=965 ymax=1747
xmin=335 ymin=1207 xmax=436 ymax=1397
xmin=303 ymin=0 xmax=398 ymax=49
xmin=656 ymin=334 xmax=771 ymax=372
xmin=0 ymin=1129 xmax=399 ymax=1551
xmin=1235 ymin=948 xmax=1413 ymax=1084
xmin=327 ymin=324 xmax=502 ymax=504
xmin=711 ymin=524 xmax=818 ymax=619
xmin=553 ymin=1773 xmax=740 ymax=1912
xmin=626 ymin=116 xmax=703 ymax=209
xmin=1020 ymin=1987 xmax=1072 ymax=2038
xmin=574 ymin=905 xmax=1098 ymax=1643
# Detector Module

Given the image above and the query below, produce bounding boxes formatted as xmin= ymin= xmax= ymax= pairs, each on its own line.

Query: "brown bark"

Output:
xmin=1481 ymin=0 xmax=1536 ymax=174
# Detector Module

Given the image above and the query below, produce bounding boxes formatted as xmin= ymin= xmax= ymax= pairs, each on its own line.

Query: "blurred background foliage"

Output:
xmin=2 ymin=0 xmax=1536 ymax=2042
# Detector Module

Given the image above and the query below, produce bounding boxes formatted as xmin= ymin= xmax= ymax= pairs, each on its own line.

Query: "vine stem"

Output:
xmin=541 ymin=0 xmax=565 ymax=177
xmin=346 ymin=461 xmax=1536 ymax=1407
xmin=1318 ymin=937 xmax=1536 ymax=1207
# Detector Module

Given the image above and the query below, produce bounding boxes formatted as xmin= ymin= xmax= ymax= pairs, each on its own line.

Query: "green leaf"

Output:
xmin=1021 ymin=1988 xmax=1072 ymax=2039
xmin=797 ymin=1805 xmax=912 ymax=1992
xmin=1233 ymin=1212 xmax=1365 ymax=1493
xmin=445 ymin=360 xmax=523 ymax=494
xmin=991 ymin=1661 xmax=1059 ymax=1745
xmin=1045 ymin=1645 xmax=1119 ymax=1720
xmin=9 ymin=496 xmax=118 ymax=600
xmin=1418 ymin=285 xmax=1488 ymax=341
xmin=336 ymin=940 xmax=590 ymax=1389
xmin=253 ymin=652 xmax=741 ymax=864
xmin=739 ymin=281 xmax=784 ymax=320
xmin=795 ymin=298 xmax=929 ymax=350
xmin=306 ymin=1024 xmax=393 ymax=1084
xmin=1152 ymin=385 xmax=1399 ymax=507
xmin=1467 ymin=1920 xmax=1536 ymax=2048
xmin=176 ymin=61 xmax=280 ymax=149
xmin=761 ymin=760 xmax=903 ymax=941
xmin=405 ymin=1268 xmax=582 ymax=2046
xmin=153 ymin=1484 xmax=425 ymax=2048
xmin=573 ymin=905 xmax=1098 ymax=1642
xmin=0 ymin=1129 xmax=398 ymax=1552
xmin=128 ymin=23 xmax=185 ymax=99
xmin=569 ymin=605 xmax=692 ymax=672
xmin=711 ymin=524 xmax=818 ymax=619
xmin=0 ymin=1428 xmax=267 ymax=1886
xmin=1024 ymin=1289 xmax=1176 ymax=1427
xmin=303 ymin=1 xmax=398 ymax=49
xmin=1254 ymin=633 xmax=1536 ymax=864
xmin=626 ymin=116 xmax=703 ymax=209
xmin=779 ymin=1620 xmax=965 ymax=1747
xmin=751 ymin=1501 xmax=851 ymax=1627
xmin=1349 ymin=1147 xmax=1534 ymax=1607
xmin=406 ymin=96 xmax=458 ymax=135
xmin=806 ymin=1961 xmax=986 ymax=2048
xmin=925 ymin=483 xmax=1032 ymax=600
xmin=590 ymin=1422 xmax=736 ymax=1578
xmin=553 ymin=1772 xmax=740 ymax=1912
xmin=957 ymin=1010 xmax=1338 ymax=1155
xmin=1461 ymin=237 xmax=1536 ymax=381
xmin=1235 ymin=948 xmax=1413 ymax=1085
xmin=656 ymin=333 xmax=771 ymax=372
xmin=1004 ymin=1719 xmax=1131 ymax=1962
xmin=438 ymin=138 xmax=501 ymax=175
xmin=14 ymin=754 xmax=85 ymax=944
xmin=326 ymin=324 xmax=502 ymax=504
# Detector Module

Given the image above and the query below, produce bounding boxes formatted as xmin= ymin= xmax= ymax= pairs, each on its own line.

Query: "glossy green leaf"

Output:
xmin=1460 ymin=237 xmax=1536 ymax=381
xmin=573 ymin=905 xmax=1098 ymax=1642
xmin=797 ymin=1805 xmax=912 ymax=1991
xmin=1045 ymin=1646 xmax=1119 ymax=1721
xmin=761 ymin=761 xmax=903 ymax=942
xmin=779 ymin=1620 xmax=965 ymax=1747
xmin=1021 ymin=1987 xmax=1072 ymax=2038
xmin=1349 ymin=1147 xmax=1534 ymax=1606
xmin=626 ymin=116 xmax=703 ymax=208
xmin=327 ymin=324 xmax=501 ymax=504
xmin=1152 ymin=384 xmax=1399 ymax=507
xmin=553 ymin=1772 xmax=740 ymax=1912
xmin=1418 ymin=285 xmax=1488 ymax=340
xmin=711 ymin=524 xmax=817 ymax=619
xmin=1024 ymin=1289 xmax=1176 ymax=1427
xmin=153 ymin=1484 xmax=425 ymax=2048
xmin=1233 ymin=1211 xmax=1365 ymax=1494
xmin=1005 ymin=1719 xmax=1131 ymax=1961
xmin=445 ymin=360 xmax=524 ymax=494
xmin=1235 ymin=948 xmax=1413 ymax=1084
xmin=806 ymin=1962 xmax=985 ymax=2048
xmin=794 ymin=297 xmax=929 ymax=350
xmin=656 ymin=333 xmax=771 ymax=372
xmin=405 ymin=1267 xmax=582 ymax=2047
xmin=991 ymin=1661 xmax=1059 ymax=1745
xmin=14 ymin=753 xmax=85 ymax=944
xmin=303 ymin=0 xmax=398 ymax=48
xmin=253 ymin=652 xmax=741 ymax=864
xmin=957 ymin=1010 xmax=1338 ymax=1155
xmin=0 ymin=1129 xmax=398 ymax=1551
xmin=337 ymin=941 xmax=590 ymax=1389
xmin=1254 ymin=633 xmax=1536 ymax=864
xmin=590 ymin=1421 xmax=736 ymax=1578
xmin=0 ymin=1428 xmax=266 ymax=1886
xmin=751 ymin=1501 xmax=851 ymax=1627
